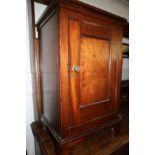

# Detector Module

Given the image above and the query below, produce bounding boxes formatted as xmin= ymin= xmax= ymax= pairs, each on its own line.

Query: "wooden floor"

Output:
xmin=31 ymin=103 xmax=129 ymax=155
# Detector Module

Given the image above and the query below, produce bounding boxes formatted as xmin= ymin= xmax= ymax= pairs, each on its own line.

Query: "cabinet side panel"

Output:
xmin=39 ymin=10 xmax=60 ymax=133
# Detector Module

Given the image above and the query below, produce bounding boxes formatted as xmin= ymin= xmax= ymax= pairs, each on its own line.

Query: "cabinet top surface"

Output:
xmin=36 ymin=0 xmax=127 ymax=27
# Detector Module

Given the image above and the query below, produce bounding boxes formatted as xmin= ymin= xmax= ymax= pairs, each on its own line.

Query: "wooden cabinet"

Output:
xmin=36 ymin=0 xmax=127 ymax=154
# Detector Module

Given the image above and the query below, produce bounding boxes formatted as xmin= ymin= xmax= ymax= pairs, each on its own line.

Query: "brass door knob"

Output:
xmin=72 ymin=66 xmax=80 ymax=72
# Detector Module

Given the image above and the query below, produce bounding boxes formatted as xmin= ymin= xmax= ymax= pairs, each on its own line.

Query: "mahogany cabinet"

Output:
xmin=36 ymin=0 xmax=127 ymax=154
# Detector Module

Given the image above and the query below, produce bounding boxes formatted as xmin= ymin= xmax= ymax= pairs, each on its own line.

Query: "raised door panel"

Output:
xmin=80 ymin=37 xmax=110 ymax=106
xmin=68 ymin=20 xmax=116 ymax=126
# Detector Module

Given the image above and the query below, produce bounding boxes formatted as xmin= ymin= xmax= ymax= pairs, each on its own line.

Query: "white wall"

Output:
xmin=122 ymin=58 xmax=129 ymax=80
xmin=26 ymin=7 xmax=35 ymax=155
xmin=122 ymin=38 xmax=129 ymax=80
xmin=34 ymin=2 xmax=47 ymax=24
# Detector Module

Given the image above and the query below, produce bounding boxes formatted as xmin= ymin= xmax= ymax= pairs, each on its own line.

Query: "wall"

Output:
xmin=34 ymin=2 xmax=47 ymax=24
xmin=26 ymin=5 xmax=35 ymax=155
xmin=122 ymin=58 xmax=129 ymax=80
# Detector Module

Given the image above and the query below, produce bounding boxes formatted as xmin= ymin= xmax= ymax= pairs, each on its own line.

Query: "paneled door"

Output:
xmin=68 ymin=19 xmax=119 ymax=126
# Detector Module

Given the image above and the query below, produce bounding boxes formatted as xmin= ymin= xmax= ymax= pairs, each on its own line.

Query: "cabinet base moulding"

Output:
xmin=41 ymin=115 xmax=122 ymax=155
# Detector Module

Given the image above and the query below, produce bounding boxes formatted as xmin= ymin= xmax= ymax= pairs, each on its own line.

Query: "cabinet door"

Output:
xmin=60 ymin=9 xmax=123 ymax=133
xmin=68 ymin=19 xmax=120 ymax=126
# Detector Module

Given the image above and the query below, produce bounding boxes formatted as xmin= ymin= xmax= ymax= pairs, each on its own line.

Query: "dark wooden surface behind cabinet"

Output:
xmin=123 ymin=22 xmax=129 ymax=38
xmin=120 ymin=80 xmax=129 ymax=104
